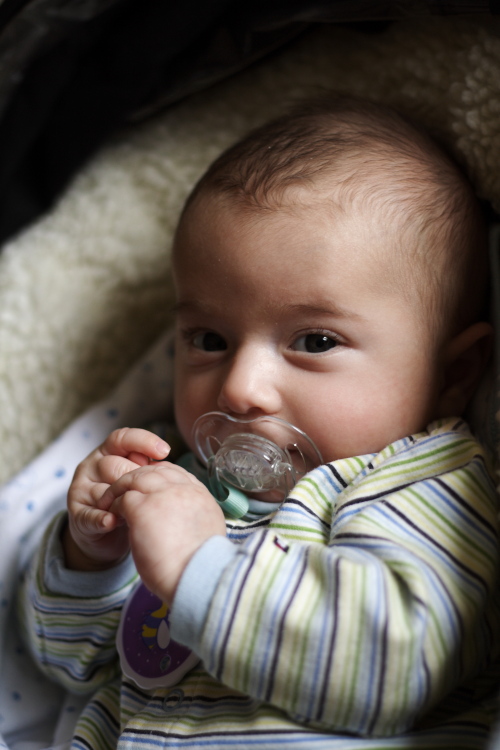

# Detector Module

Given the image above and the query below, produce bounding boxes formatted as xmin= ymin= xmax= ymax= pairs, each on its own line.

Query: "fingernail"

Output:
xmin=99 ymin=513 xmax=111 ymax=529
xmin=156 ymin=440 xmax=170 ymax=456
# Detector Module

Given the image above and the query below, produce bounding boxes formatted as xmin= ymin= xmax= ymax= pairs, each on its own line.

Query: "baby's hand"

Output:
xmin=65 ymin=428 xmax=170 ymax=571
xmin=100 ymin=462 xmax=226 ymax=605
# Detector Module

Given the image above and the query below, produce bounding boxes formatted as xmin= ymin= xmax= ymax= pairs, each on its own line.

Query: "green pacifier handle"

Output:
xmin=207 ymin=458 xmax=249 ymax=519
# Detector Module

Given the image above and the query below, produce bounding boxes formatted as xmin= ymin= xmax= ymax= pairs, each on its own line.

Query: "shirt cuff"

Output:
xmin=43 ymin=512 xmax=136 ymax=597
xmin=169 ymin=535 xmax=238 ymax=650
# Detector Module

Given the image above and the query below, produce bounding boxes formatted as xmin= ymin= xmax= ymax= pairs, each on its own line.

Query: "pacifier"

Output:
xmin=193 ymin=412 xmax=323 ymax=518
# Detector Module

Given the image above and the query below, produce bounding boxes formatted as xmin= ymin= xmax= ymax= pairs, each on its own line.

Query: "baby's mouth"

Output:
xmin=194 ymin=412 xmax=323 ymax=503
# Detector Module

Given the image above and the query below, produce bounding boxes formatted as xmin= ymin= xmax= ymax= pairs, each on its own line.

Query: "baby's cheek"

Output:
xmin=174 ymin=402 xmax=202 ymax=459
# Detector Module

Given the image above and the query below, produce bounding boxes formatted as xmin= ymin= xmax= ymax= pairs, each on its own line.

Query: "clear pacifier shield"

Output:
xmin=214 ymin=433 xmax=289 ymax=492
xmin=193 ymin=412 xmax=322 ymax=497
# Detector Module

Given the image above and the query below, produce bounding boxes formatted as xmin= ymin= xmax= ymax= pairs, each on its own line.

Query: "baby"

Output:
xmin=20 ymin=98 xmax=500 ymax=749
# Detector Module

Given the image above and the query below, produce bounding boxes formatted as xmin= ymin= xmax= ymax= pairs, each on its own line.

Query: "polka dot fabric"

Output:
xmin=0 ymin=331 xmax=174 ymax=750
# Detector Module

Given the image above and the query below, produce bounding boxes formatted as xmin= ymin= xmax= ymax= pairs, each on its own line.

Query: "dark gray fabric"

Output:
xmin=0 ymin=0 xmax=496 ymax=245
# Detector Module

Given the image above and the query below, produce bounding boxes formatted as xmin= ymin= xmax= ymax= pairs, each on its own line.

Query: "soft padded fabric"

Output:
xmin=0 ymin=1 xmax=493 ymax=245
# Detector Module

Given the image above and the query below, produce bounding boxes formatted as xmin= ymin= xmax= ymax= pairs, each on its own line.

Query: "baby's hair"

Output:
xmin=181 ymin=96 xmax=488 ymax=339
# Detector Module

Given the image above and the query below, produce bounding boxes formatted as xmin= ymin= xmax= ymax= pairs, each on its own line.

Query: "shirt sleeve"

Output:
xmin=17 ymin=511 xmax=138 ymax=694
xmin=170 ymin=426 xmax=500 ymax=737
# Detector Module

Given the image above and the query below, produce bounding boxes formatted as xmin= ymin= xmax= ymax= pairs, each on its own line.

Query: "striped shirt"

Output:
xmin=19 ymin=418 xmax=500 ymax=749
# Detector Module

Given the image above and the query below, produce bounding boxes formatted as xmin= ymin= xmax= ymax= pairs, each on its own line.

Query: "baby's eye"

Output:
xmin=192 ymin=331 xmax=227 ymax=352
xmin=293 ymin=333 xmax=339 ymax=354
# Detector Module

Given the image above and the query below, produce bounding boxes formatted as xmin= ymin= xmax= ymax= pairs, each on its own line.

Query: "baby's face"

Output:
xmin=173 ymin=192 xmax=445 ymax=466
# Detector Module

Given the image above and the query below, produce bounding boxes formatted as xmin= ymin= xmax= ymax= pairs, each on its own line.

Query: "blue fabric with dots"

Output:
xmin=0 ymin=330 xmax=174 ymax=750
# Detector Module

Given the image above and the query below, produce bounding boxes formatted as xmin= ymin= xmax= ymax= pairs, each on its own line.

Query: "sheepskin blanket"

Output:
xmin=1 ymin=14 xmax=500 ymax=486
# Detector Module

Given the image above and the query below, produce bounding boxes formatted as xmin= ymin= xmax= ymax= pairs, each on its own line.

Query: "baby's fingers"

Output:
xmin=99 ymin=462 xmax=199 ymax=509
xmin=72 ymin=505 xmax=124 ymax=536
xmin=98 ymin=468 xmax=155 ymax=511
xmin=97 ymin=454 xmax=151 ymax=488
xmin=102 ymin=428 xmax=170 ymax=462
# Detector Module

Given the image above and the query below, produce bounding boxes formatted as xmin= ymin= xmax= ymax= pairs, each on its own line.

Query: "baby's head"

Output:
xmin=172 ymin=97 xmax=491 ymax=465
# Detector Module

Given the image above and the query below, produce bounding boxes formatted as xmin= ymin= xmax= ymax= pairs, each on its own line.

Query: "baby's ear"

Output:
xmin=437 ymin=322 xmax=493 ymax=418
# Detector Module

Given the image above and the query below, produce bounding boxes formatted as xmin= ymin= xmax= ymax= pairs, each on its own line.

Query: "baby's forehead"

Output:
xmin=178 ymin=171 xmax=417 ymax=263
xmin=177 ymin=182 xmax=413 ymax=291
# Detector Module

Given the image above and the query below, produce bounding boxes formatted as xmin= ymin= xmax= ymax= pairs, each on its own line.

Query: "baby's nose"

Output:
xmin=216 ymin=345 xmax=282 ymax=416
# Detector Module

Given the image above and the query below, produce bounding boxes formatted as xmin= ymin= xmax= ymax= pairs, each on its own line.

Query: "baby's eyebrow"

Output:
xmin=281 ymin=302 xmax=363 ymax=320
xmin=171 ymin=300 xmax=229 ymax=320
xmin=171 ymin=301 xmax=203 ymax=315
xmin=172 ymin=300 xmax=363 ymax=321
